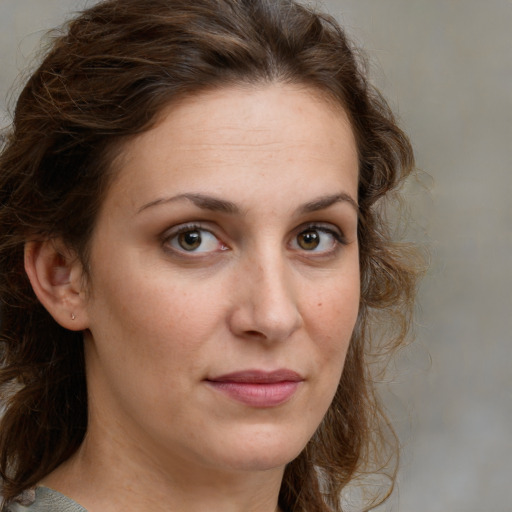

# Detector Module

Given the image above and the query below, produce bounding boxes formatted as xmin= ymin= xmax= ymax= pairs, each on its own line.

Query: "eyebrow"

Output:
xmin=137 ymin=191 xmax=358 ymax=215
xmin=137 ymin=193 xmax=240 ymax=214
xmin=299 ymin=193 xmax=359 ymax=214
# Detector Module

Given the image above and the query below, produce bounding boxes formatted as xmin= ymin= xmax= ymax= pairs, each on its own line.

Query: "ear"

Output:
xmin=24 ymin=239 xmax=89 ymax=331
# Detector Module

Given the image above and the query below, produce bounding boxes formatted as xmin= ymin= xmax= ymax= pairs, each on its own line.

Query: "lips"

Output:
xmin=205 ymin=369 xmax=304 ymax=407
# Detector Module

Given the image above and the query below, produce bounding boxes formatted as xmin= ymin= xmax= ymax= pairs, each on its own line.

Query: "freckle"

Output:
xmin=317 ymin=302 xmax=322 ymax=307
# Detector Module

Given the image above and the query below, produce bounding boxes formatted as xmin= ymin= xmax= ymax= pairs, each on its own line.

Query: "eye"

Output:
xmin=290 ymin=225 xmax=344 ymax=254
xmin=163 ymin=225 xmax=227 ymax=254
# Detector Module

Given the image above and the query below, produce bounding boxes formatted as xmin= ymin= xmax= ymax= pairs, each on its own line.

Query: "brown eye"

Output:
xmin=178 ymin=230 xmax=202 ymax=251
xmin=297 ymin=229 xmax=320 ymax=250
xmin=165 ymin=226 xmax=226 ymax=254
xmin=291 ymin=225 xmax=344 ymax=255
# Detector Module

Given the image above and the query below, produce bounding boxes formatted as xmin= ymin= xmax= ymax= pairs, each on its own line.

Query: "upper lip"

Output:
xmin=206 ymin=369 xmax=304 ymax=383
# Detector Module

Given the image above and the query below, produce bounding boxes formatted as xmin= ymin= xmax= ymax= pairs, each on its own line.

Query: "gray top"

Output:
xmin=6 ymin=487 xmax=86 ymax=512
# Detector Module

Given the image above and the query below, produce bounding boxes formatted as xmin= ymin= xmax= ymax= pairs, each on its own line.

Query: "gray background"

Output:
xmin=1 ymin=1 xmax=511 ymax=511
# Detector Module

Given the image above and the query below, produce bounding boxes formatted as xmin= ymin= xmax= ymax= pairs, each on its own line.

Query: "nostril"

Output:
xmin=245 ymin=330 xmax=266 ymax=338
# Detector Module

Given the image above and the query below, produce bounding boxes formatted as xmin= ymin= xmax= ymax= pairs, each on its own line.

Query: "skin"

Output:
xmin=36 ymin=83 xmax=360 ymax=512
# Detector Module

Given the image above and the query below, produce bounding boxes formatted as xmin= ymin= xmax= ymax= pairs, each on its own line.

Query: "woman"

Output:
xmin=0 ymin=0 xmax=420 ymax=511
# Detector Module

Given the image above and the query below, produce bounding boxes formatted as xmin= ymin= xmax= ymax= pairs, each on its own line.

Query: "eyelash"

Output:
xmin=291 ymin=223 xmax=346 ymax=254
xmin=161 ymin=222 xmax=346 ymax=257
xmin=162 ymin=223 xmax=226 ymax=255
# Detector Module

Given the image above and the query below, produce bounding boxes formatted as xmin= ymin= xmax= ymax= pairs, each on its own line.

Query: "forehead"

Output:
xmin=106 ymin=83 xmax=359 ymax=210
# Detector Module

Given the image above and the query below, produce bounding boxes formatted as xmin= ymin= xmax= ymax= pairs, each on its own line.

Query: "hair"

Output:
xmin=0 ymin=0 xmax=421 ymax=510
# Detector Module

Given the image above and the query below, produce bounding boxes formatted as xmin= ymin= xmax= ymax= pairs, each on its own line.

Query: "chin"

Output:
xmin=203 ymin=426 xmax=310 ymax=473
xmin=219 ymin=451 xmax=300 ymax=474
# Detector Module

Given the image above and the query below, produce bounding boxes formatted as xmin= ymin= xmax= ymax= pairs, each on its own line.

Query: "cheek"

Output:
xmin=310 ymin=280 xmax=360 ymax=342
xmin=305 ymin=283 xmax=360 ymax=396
xmin=91 ymin=270 xmax=227 ymax=365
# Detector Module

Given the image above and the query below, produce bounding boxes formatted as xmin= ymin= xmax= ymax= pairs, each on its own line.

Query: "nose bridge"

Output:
xmin=235 ymin=243 xmax=302 ymax=341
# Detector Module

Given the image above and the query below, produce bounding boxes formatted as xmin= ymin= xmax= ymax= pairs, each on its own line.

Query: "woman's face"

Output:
xmin=81 ymin=84 xmax=360 ymax=478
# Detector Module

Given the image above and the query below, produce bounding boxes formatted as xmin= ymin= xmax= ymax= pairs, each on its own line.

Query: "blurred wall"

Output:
xmin=321 ymin=2 xmax=512 ymax=511
xmin=1 ymin=1 xmax=511 ymax=511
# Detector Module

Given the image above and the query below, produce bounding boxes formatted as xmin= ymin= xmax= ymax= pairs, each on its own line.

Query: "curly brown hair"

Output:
xmin=0 ymin=0 xmax=420 ymax=510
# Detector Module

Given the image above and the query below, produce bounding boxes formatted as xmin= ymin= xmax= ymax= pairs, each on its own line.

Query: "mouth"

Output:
xmin=205 ymin=369 xmax=304 ymax=408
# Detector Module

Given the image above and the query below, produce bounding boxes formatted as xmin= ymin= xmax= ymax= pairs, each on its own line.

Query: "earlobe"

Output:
xmin=24 ymin=239 xmax=89 ymax=331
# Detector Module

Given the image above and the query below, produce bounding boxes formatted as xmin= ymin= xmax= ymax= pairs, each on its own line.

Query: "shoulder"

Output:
xmin=4 ymin=487 xmax=86 ymax=512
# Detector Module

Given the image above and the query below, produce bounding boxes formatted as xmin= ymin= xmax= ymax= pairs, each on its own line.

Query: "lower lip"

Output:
xmin=206 ymin=381 xmax=301 ymax=407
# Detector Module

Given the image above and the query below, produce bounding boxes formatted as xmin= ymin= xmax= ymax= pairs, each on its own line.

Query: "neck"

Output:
xmin=41 ymin=427 xmax=285 ymax=512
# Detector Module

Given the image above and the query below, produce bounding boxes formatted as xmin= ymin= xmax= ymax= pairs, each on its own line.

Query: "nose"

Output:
xmin=228 ymin=253 xmax=303 ymax=343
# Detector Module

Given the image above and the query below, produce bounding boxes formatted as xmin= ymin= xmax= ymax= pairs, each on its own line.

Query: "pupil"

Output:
xmin=179 ymin=230 xmax=201 ymax=250
xmin=299 ymin=230 xmax=319 ymax=250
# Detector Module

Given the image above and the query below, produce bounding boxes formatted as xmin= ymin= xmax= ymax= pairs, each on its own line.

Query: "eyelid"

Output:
xmin=289 ymin=222 xmax=347 ymax=255
xmin=159 ymin=221 xmax=347 ymax=259
xmin=161 ymin=222 xmax=228 ymax=255
xmin=300 ymin=222 xmax=346 ymax=243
